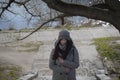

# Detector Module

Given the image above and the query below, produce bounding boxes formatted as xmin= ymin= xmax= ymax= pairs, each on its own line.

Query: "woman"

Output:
xmin=49 ymin=30 xmax=79 ymax=80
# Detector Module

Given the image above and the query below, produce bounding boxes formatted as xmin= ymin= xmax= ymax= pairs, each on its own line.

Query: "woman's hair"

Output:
xmin=52 ymin=39 xmax=73 ymax=60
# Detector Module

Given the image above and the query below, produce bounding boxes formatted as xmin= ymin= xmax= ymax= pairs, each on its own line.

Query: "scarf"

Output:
xmin=59 ymin=44 xmax=66 ymax=51
xmin=58 ymin=44 xmax=67 ymax=59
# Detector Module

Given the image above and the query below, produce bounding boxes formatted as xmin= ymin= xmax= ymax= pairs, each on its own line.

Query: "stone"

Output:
xmin=96 ymin=74 xmax=112 ymax=80
xmin=18 ymin=70 xmax=38 ymax=80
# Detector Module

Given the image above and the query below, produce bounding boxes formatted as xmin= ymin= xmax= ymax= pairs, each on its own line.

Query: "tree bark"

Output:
xmin=61 ymin=17 xmax=65 ymax=25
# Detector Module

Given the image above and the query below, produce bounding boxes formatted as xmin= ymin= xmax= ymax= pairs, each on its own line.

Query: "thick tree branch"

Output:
xmin=91 ymin=3 xmax=114 ymax=11
xmin=42 ymin=0 xmax=112 ymax=23
xmin=105 ymin=0 xmax=120 ymax=11
xmin=42 ymin=0 xmax=120 ymax=31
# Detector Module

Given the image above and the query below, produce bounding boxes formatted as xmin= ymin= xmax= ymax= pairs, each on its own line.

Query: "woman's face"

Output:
xmin=60 ymin=39 xmax=67 ymax=45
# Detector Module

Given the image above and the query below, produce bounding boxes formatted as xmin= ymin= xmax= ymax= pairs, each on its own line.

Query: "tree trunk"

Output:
xmin=61 ymin=17 xmax=65 ymax=25
xmin=110 ymin=16 xmax=120 ymax=31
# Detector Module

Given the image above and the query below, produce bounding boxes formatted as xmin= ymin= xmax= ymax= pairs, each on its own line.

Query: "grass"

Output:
xmin=3 ymin=41 xmax=44 ymax=52
xmin=114 ymin=78 xmax=120 ymax=80
xmin=0 ymin=65 xmax=22 ymax=80
xmin=66 ymin=25 xmax=94 ymax=30
xmin=94 ymin=37 xmax=120 ymax=80
xmin=94 ymin=37 xmax=120 ymax=60
xmin=53 ymin=24 xmax=96 ymax=30
xmin=0 ymin=25 xmax=99 ymax=34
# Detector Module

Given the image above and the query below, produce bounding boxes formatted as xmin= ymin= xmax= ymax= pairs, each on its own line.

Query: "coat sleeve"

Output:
xmin=49 ymin=49 xmax=66 ymax=73
xmin=62 ymin=47 xmax=79 ymax=69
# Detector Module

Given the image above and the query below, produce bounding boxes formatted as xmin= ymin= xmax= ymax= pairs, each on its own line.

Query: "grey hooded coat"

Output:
xmin=49 ymin=30 xmax=79 ymax=80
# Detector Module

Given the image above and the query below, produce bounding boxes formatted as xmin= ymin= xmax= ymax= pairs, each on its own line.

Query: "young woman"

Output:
xmin=49 ymin=30 xmax=79 ymax=80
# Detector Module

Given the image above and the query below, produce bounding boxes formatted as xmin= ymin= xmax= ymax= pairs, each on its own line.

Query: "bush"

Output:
xmin=8 ymin=27 xmax=16 ymax=30
xmin=94 ymin=37 xmax=120 ymax=60
xmin=0 ymin=65 xmax=22 ymax=80
xmin=0 ymin=29 xmax=2 ymax=31
xmin=94 ymin=37 xmax=120 ymax=79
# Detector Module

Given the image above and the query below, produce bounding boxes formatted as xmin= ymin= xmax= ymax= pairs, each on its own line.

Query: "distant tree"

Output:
xmin=0 ymin=28 xmax=2 ymax=31
xmin=8 ymin=27 xmax=16 ymax=30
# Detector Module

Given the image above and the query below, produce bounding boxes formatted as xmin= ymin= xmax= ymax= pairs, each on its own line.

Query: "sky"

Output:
xmin=0 ymin=4 xmax=37 ymax=30
xmin=0 ymin=1 xmax=88 ymax=30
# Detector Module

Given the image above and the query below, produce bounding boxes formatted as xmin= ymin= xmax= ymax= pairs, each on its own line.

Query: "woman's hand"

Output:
xmin=58 ymin=57 xmax=71 ymax=73
xmin=58 ymin=57 xmax=64 ymax=64
xmin=65 ymin=67 xmax=70 ymax=73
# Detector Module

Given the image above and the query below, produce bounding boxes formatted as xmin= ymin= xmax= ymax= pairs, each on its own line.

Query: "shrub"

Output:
xmin=8 ymin=27 xmax=16 ymax=30
xmin=0 ymin=65 xmax=22 ymax=80
xmin=0 ymin=29 xmax=2 ymax=31
xmin=94 ymin=37 xmax=120 ymax=60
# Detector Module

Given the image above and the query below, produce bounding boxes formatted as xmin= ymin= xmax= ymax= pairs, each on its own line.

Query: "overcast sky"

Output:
xmin=0 ymin=1 xmax=89 ymax=30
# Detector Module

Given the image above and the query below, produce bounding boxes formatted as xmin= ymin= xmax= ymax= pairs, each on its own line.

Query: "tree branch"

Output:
xmin=42 ymin=0 xmax=112 ymax=23
xmin=42 ymin=0 xmax=120 ymax=31
xmin=18 ymin=14 xmax=71 ymax=40
xmin=0 ymin=2 xmax=8 ymax=4
xmin=0 ymin=0 xmax=15 ymax=17
xmin=14 ymin=0 xmax=30 ymax=5
xmin=105 ymin=0 xmax=120 ymax=11
xmin=23 ymin=4 xmax=41 ymax=17
xmin=0 ymin=0 xmax=41 ymax=19
xmin=91 ymin=3 xmax=114 ymax=11
xmin=14 ymin=0 xmax=42 ymax=17
xmin=6 ymin=8 xmax=17 ymax=14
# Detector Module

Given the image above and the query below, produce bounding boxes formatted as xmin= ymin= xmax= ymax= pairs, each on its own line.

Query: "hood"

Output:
xmin=58 ymin=30 xmax=71 ymax=40
xmin=54 ymin=30 xmax=72 ymax=47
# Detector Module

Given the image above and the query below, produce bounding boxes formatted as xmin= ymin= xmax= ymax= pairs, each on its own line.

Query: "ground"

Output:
xmin=0 ymin=26 xmax=120 ymax=80
xmin=0 ymin=46 xmax=35 ymax=72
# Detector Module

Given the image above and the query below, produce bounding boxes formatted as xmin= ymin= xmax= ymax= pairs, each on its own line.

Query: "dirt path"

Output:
xmin=0 ymin=46 xmax=35 ymax=72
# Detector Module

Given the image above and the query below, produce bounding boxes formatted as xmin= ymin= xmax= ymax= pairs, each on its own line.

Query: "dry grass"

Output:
xmin=0 ymin=61 xmax=22 ymax=80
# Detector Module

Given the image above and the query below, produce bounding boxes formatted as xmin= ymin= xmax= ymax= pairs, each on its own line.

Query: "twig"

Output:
xmin=18 ymin=14 xmax=70 ymax=40
xmin=23 ymin=4 xmax=41 ymax=17
xmin=0 ymin=0 xmax=15 ymax=17
xmin=6 ymin=9 xmax=17 ymax=14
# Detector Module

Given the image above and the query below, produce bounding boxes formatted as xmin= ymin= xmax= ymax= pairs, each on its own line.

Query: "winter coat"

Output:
xmin=49 ymin=30 xmax=79 ymax=80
